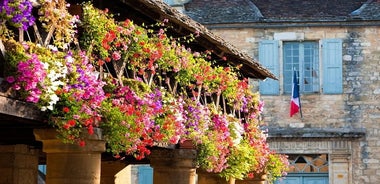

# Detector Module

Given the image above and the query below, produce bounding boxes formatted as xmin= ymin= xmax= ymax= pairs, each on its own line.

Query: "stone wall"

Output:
xmin=0 ymin=144 xmax=39 ymax=184
xmin=209 ymin=25 xmax=380 ymax=184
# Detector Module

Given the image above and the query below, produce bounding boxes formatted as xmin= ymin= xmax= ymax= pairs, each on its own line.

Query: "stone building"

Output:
xmin=177 ymin=0 xmax=380 ymax=184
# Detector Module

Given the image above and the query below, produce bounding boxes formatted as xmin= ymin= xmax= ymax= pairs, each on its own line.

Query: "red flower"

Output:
xmin=63 ymin=107 xmax=70 ymax=113
xmin=67 ymin=119 xmax=76 ymax=126
xmin=87 ymin=125 xmax=94 ymax=135
xmin=105 ymin=57 xmax=111 ymax=62
xmin=247 ymin=172 xmax=254 ymax=179
xmin=105 ymin=30 xmax=116 ymax=41
xmin=123 ymin=19 xmax=131 ymax=27
xmin=84 ymin=118 xmax=93 ymax=126
xmin=142 ymin=47 xmax=150 ymax=53
xmin=101 ymin=40 xmax=110 ymax=50
xmin=159 ymin=34 xmax=166 ymax=40
xmin=98 ymin=59 xmax=105 ymax=66
xmin=133 ymin=53 xmax=140 ymax=58
xmin=79 ymin=140 xmax=86 ymax=147
xmin=63 ymin=124 xmax=70 ymax=130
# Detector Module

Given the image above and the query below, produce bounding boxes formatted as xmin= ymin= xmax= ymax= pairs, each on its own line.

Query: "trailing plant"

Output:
xmin=38 ymin=0 xmax=79 ymax=49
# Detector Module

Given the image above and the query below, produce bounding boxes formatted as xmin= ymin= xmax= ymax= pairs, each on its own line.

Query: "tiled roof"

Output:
xmin=184 ymin=0 xmax=263 ymax=24
xmin=184 ymin=0 xmax=380 ymax=23
xmin=351 ymin=1 xmax=380 ymax=20
xmin=251 ymin=0 xmax=366 ymax=21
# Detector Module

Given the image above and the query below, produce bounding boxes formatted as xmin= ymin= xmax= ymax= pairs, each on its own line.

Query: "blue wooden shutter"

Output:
xmin=259 ymin=40 xmax=279 ymax=95
xmin=322 ymin=39 xmax=342 ymax=94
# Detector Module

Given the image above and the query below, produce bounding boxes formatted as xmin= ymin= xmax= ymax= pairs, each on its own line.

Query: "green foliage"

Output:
xmin=80 ymin=2 xmax=116 ymax=59
xmin=220 ymin=140 xmax=258 ymax=180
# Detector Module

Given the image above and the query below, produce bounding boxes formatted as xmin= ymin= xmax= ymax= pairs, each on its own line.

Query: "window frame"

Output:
xmin=282 ymin=41 xmax=320 ymax=94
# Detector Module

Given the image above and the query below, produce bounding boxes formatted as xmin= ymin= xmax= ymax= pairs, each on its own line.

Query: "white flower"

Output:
xmin=50 ymin=94 xmax=59 ymax=103
xmin=47 ymin=45 xmax=58 ymax=52
xmin=40 ymin=106 xmax=47 ymax=111
xmin=66 ymin=55 xmax=74 ymax=63
xmin=47 ymin=105 xmax=54 ymax=111
xmin=230 ymin=117 xmax=244 ymax=146
xmin=47 ymin=71 xmax=57 ymax=80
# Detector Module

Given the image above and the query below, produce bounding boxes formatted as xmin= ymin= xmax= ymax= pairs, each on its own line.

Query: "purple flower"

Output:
xmin=1 ymin=0 xmax=35 ymax=30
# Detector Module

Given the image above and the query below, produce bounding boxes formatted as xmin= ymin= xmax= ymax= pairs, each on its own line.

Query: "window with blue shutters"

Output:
xmin=258 ymin=39 xmax=342 ymax=95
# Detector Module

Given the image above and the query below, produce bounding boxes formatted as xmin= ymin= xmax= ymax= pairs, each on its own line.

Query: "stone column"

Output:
xmin=0 ymin=144 xmax=39 ymax=184
xmin=149 ymin=149 xmax=197 ymax=184
xmin=330 ymin=152 xmax=351 ymax=184
xmin=101 ymin=161 xmax=127 ymax=184
xmin=34 ymin=128 xmax=105 ymax=184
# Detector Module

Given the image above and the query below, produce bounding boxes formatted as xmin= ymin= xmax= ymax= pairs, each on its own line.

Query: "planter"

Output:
xmin=179 ymin=139 xmax=195 ymax=149
xmin=197 ymin=169 xmax=233 ymax=184
xmin=235 ymin=173 xmax=267 ymax=184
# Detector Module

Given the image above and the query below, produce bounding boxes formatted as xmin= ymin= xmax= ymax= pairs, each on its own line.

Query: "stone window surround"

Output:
xmin=267 ymin=127 xmax=365 ymax=184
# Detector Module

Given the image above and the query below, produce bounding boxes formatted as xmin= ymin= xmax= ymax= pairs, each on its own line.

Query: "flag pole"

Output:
xmin=296 ymin=70 xmax=303 ymax=119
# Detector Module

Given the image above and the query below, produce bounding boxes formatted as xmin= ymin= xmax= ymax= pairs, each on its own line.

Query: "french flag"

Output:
xmin=290 ymin=71 xmax=301 ymax=117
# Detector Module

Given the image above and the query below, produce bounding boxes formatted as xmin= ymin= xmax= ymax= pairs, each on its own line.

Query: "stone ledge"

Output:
xmin=266 ymin=127 xmax=366 ymax=138
xmin=0 ymin=94 xmax=44 ymax=122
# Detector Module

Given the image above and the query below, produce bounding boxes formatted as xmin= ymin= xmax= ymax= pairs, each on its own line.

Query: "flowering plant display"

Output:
xmin=0 ymin=0 xmax=35 ymax=30
xmin=0 ymin=0 xmax=289 ymax=182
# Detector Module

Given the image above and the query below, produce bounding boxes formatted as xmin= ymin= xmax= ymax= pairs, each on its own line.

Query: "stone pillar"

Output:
xmin=149 ymin=149 xmax=197 ymax=184
xmin=0 ymin=144 xmax=39 ymax=184
xmin=100 ymin=161 xmax=127 ymax=184
xmin=34 ymin=129 xmax=105 ymax=184
xmin=330 ymin=153 xmax=351 ymax=184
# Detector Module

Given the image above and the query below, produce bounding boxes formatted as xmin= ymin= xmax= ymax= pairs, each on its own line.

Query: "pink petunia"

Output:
xmin=112 ymin=51 xmax=121 ymax=61
xmin=6 ymin=76 xmax=15 ymax=83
